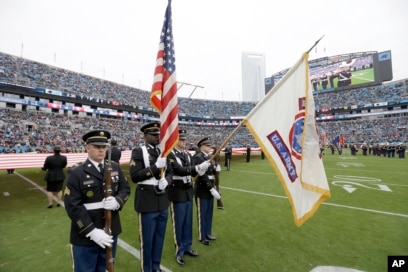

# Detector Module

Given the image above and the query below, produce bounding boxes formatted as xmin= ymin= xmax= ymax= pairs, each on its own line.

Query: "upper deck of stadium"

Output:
xmin=0 ymin=51 xmax=407 ymax=153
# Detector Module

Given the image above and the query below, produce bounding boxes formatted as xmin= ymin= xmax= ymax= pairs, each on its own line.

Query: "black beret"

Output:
xmin=141 ymin=122 xmax=160 ymax=135
xmin=179 ymin=129 xmax=187 ymax=140
xmin=197 ymin=137 xmax=213 ymax=147
xmin=82 ymin=130 xmax=110 ymax=146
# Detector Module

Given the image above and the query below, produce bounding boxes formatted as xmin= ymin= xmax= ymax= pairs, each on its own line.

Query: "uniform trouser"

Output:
xmin=196 ymin=196 xmax=214 ymax=241
xmin=138 ymin=209 xmax=168 ymax=272
xmin=72 ymin=237 xmax=118 ymax=272
xmin=170 ymin=200 xmax=193 ymax=257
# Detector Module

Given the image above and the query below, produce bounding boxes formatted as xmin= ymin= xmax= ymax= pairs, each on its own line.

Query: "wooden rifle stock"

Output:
xmin=104 ymin=147 xmax=114 ymax=272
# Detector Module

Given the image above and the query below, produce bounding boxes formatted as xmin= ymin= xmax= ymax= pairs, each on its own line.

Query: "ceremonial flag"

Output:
xmin=242 ymin=53 xmax=331 ymax=226
xmin=150 ymin=0 xmax=179 ymax=157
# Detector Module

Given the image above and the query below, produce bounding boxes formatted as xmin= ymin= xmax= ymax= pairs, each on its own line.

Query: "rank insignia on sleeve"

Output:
xmin=129 ymin=160 xmax=136 ymax=167
xmin=64 ymin=187 xmax=70 ymax=195
xmin=76 ymin=220 xmax=84 ymax=229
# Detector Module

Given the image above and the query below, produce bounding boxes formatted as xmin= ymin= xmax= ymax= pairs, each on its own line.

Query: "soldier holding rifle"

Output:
xmin=64 ymin=130 xmax=130 ymax=272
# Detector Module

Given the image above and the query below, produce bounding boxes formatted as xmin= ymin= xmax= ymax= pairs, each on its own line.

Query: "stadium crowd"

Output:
xmin=0 ymin=52 xmax=408 ymax=154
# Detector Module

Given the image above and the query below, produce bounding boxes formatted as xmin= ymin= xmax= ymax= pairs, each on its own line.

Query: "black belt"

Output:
xmin=137 ymin=184 xmax=165 ymax=195
xmin=172 ymin=179 xmax=192 ymax=189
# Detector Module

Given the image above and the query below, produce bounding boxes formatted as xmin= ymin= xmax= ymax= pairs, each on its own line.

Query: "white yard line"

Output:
xmin=222 ymin=186 xmax=408 ymax=218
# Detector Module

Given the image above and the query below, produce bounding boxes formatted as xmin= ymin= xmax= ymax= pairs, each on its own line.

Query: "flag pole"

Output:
xmin=306 ymin=34 xmax=325 ymax=54
xmin=208 ymin=122 xmax=243 ymax=161
xmin=192 ymin=122 xmax=243 ymax=184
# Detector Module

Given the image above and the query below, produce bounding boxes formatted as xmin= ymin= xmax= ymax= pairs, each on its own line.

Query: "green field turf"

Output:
xmin=1 ymin=150 xmax=407 ymax=272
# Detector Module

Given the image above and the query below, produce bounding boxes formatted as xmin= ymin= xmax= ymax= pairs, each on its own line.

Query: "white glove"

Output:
xmin=155 ymin=157 xmax=167 ymax=168
xmin=216 ymin=164 xmax=221 ymax=172
xmin=197 ymin=169 xmax=206 ymax=176
xmin=198 ymin=161 xmax=210 ymax=172
xmin=86 ymin=228 xmax=113 ymax=249
xmin=158 ymin=178 xmax=168 ymax=190
xmin=210 ymin=188 xmax=221 ymax=200
xmin=104 ymin=196 xmax=120 ymax=211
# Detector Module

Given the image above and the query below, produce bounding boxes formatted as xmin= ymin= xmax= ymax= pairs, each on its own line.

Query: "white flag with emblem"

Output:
xmin=242 ymin=53 xmax=330 ymax=226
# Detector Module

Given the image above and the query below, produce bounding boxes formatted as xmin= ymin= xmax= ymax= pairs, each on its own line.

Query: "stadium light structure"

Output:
xmin=177 ymin=81 xmax=204 ymax=98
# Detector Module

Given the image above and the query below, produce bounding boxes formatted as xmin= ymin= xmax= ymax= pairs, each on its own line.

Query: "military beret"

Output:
xmin=179 ymin=129 xmax=187 ymax=140
xmin=141 ymin=122 xmax=160 ymax=135
xmin=197 ymin=136 xmax=213 ymax=147
xmin=82 ymin=130 xmax=111 ymax=146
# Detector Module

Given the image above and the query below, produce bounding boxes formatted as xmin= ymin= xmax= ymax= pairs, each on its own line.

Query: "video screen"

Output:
xmin=266 ymin=52 xmax=386 ymax=95
xmin=309 ymin=55 xmax=375 ymax=92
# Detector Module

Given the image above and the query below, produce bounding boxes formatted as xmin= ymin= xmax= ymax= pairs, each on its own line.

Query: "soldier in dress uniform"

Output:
xmin=396 ymin=143 xmax=404 ymax=159
xmin=361 ymin=142 xmax=368 ymax=156
xmin=42 ymin=145 xmax=67 ymax=208
xmin=399 ymin=144 xmax=406 ymax=158
xmin=106 ymin=139 xmax=121 ymax=163
xmin=64 ymin=130 xmax=130 ymax=272
xmin=193 ymin=137 xmax=221 ymax=246
xmin=129 ymin=122 xmax=172 ymax=272
xmin=223 ymin=143 xmax=232 ymax=170
xmin=168 ymin=129 xmax=210 ymax=266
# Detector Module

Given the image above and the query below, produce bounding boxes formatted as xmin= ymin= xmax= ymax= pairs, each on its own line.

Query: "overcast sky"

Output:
xmin=1 ymin=0 xmax=407 ymax=101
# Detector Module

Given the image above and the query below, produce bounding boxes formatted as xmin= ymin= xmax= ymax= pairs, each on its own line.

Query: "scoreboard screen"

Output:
xmin=265 ymin=51 xmax=393 ymax=95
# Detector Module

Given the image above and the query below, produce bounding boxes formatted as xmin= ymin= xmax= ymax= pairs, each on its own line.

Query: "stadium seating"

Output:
xmin=0 ymin=52 xmax=407 ymax=153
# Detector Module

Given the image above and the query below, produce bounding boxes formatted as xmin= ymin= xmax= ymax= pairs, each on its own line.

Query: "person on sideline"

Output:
xmin=129 ymin=122 xmax=172 ymax=272
xmin=246 ymin=144 xmax=251 ymax=162
xmin=106 ymin=139 xmax=121 ymax=163
xmin=223 ymin=143 xmax=232 ymax=171
xmin=193 ymin=137 xmax=221 ymax=246
xmin=64 ymin=130 xmax=130 ymax=272
xmin=42 ymin=145 xmax=67 ymax=208
xmin=168 ymin=129 xmax=210 ymax=266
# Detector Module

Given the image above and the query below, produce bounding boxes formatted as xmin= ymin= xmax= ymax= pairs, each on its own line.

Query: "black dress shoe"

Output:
xmin=56 ymin=203 xmax=61 ymax=207
xmin=176 ymin=256 xmax=185 ymax=266
xmin=47 ymin=205 xmax=53 ymax=209
xmin=185 ymin=249 xmax=199 ymax=257
xmin=200 ymin=239 xmax=210 ymax=246
xmin=206 ymin=235 xmax=217 ymax=240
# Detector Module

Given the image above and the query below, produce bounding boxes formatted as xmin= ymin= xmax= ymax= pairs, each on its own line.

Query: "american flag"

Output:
xmin=150 ymin=0 xmax=179 ymax=157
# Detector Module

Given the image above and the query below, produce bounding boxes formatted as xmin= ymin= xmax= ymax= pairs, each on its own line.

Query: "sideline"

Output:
xmin=15 ymin=172 xmax=172 ymax=272
xmin=222 ymin=186 xmax=408 ymax=218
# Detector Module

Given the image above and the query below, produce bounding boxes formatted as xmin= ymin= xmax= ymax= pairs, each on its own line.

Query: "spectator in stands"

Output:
xmin=42 ymin=145 xmax=67 ymax=208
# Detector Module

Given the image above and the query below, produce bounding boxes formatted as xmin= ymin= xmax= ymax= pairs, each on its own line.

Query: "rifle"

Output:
xmin=104 ymin=146 xmax=114 ymax=272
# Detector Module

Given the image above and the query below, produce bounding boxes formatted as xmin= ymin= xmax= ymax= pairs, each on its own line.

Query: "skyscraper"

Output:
xmin=241 ymin=52 xmax=266 ymax=102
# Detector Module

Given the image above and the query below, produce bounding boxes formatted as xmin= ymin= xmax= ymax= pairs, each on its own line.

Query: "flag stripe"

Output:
xmin=150 ymin=0 xmax=179 ymax=158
